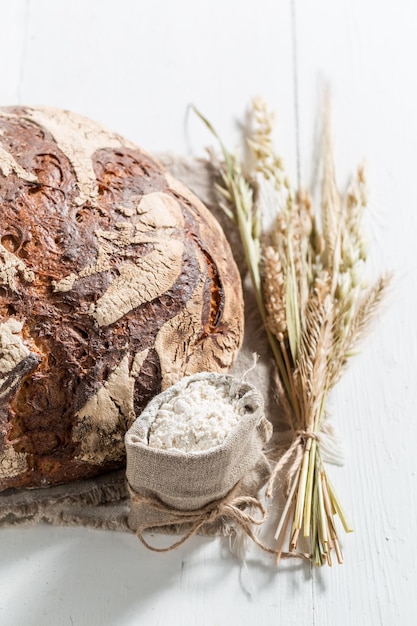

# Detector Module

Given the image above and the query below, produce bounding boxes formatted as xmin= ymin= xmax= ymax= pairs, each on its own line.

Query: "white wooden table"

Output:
xmin=1 ymin=1 xmax=416 ymax=624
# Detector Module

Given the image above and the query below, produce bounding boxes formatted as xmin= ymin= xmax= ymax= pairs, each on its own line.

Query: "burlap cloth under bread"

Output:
xmin=0 ymin=154 xmax=287 ymax=531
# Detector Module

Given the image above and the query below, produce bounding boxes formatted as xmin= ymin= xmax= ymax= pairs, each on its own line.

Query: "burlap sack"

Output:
xmin=125 ymin=372 xmax=273 ymax=550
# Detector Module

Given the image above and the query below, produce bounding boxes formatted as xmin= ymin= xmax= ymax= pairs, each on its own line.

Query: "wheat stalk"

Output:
xmin=194 ymin=97 xmax=388 ymax=566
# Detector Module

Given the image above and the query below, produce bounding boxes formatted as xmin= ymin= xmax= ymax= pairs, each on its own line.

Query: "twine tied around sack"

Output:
xmin=127 ymin=479 xmax=279 ymax=555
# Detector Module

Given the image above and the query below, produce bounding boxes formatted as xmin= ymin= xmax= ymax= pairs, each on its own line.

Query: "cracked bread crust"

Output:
xmin=0 ymin=106 xmax=243 ymax=490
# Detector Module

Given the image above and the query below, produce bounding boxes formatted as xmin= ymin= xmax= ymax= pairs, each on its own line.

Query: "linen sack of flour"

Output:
xmin=125 ymin=372 xmax=273 ymax=552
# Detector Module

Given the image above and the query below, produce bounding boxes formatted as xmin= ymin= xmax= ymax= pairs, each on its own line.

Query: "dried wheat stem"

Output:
xmin=274 ymin=465 xmax=301 ymax=541
xmin=293 ymin=442 xmax=311 ymax=531
xmin=275 ymin=500 xmax=296 ymax=566
xmin=281 ymin=343 xmax=301 ymax=423
xmin=303 ymin=437 xmax=317 ymax=536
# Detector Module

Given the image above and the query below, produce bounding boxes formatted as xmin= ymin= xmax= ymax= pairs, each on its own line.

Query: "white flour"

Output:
xmin=148 ymin=379 xmax=242 ymax=452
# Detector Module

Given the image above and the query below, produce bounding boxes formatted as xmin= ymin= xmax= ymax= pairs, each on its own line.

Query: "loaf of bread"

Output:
xmin=0 ymin=106 xmax=243 ymax=491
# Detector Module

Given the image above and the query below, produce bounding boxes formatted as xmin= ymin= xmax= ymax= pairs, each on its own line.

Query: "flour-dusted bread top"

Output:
xmin=0 ymin=106 xmax=243 ymax=490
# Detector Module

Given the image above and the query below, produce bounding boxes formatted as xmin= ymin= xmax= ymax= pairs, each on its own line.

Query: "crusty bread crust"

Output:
xmin=0 ymin=107 xmax=243 ymax=490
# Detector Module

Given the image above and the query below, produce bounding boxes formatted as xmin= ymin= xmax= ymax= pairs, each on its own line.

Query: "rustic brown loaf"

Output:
xmin=0 ymin=106 xmax=244 ymax=491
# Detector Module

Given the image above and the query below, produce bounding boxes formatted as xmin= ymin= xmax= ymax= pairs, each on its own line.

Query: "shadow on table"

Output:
xmin=2 ymin=521 xmax=313 ymax=625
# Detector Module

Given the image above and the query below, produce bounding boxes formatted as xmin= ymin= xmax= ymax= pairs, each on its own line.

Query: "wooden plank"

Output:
xmin=295 ymin=0 xmax=417 ymax=623
xmin=0 ymin=527 xmax=315 ymax=625
xmin=0 ymin=0 xmax=28 ymax=104
xmin=19 ymin=0 xmax=298 ymax=172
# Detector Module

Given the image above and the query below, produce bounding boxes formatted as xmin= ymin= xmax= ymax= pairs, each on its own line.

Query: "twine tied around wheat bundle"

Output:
xmin=264 ymin=428 xmax=347 ymax=563
xmin=265 ymin=430 xmax=320 ymax=500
